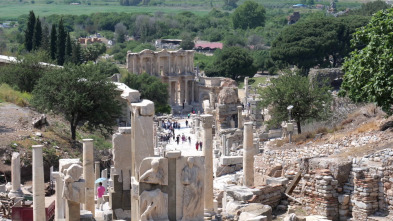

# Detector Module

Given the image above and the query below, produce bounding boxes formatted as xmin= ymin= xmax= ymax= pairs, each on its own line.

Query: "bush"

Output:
xmin=0 ymin=84 xmax=31 ymax=107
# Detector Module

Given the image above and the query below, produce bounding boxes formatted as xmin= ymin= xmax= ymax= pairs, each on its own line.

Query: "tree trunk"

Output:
xmin=71 ymin=124 xmax=77 ymax=140
xmin=297 ymin=120 xmax=301 ymax=134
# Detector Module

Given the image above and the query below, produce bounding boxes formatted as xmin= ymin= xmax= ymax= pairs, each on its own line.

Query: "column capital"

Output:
xmin=237 ymin=106 xmax=243 ymax=110
xmin=32 ymin=145 xmax=44 ymax=149
xmin=52 ymin=172 xmax=61 ymax=179
xmin=82 ymin=138 xmax=93 ymax=143
xmin=200 ymin=114 xmax=213 ymax=129
xmin=244 ymin=122 xmax=253 ymax=126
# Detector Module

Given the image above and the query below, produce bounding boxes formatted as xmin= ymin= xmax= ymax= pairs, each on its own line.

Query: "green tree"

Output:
xmin=71 ymin=41 xmax=83 ymax=65
xmin=0 ymin=51 xmax=53 ymax=92
xmin=223 ymin=0 xmax=239 ymax=10
xmin=95 ymin=61 xmax=119 ymax=77
xmin=50 ymin=24 xmax=57 ymax=60
xmin=32 ymin=17 xmax=42 ymax=50
xmin=271 ymin=16 xmax=368 ymax=73
xmin=232 ymin=1 xmax=266 ymax=30
xmin=114 ymin=22 xmax=127 ymax=43
xmin=340 ymin=9 xmax=393 ymax=115
xmin=41 ymin=25 xmax=50 ymax=51
xmin=31 ymin=64 xmax=121 ymax=140
xmin=205 ymin=46 xmax=257 ymax=80
xmin=82 ymin=43 xmax=106 ymax=62
xmin=180 ymin=36 xmax=195 ymax=50
xmin=65 ymin=32 xmax=72 ymax=62
xmin=57 ymin=18 xmax=66 ymax=65
xmin=259 ymin=73 xmax=332 ymax=134
xmin=307 ymin=0 xmax=314 ymax=5
xmin=123 ymin=73 xmax=170 ymax=113
xmin=25 ymin=11 xmax=36 ymax=51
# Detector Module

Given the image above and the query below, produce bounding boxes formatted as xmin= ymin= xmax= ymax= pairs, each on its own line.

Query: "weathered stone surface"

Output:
xmin=218 ymin=87 xmax=239 ymax=104
xmin=236 ymin=203 xmax=272 ymax=221
xmin=139 ymin=157 xmax=168 ymax=185
xmin=266 ymin=177 xmax=289 ymax=186
xmin=220 ymin=156 xmax=243 ymax=166
xmin=112 ymin=127 xmax=132 ymax=190
xmin=309 ymin=157 xmax=351 ymax=185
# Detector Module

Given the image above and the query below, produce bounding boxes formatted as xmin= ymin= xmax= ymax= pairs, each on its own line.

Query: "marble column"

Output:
xmin=222 ymin=134 xmax=227 ymax=156
xmin=243 ymin=122 xmax=254 ymax=187
xmin=244 ymin=77 xmax=249 ymax=105
xmin=191 ymin=81 xmax=195 ymax=103
xmin=52 ymin=172 xmax=65 ymax=220
xmin=82 ymin=139 xmax=95 ymax=216
xmin=67 ymin=201 xmax=80 ymax=221
xmin=8 ymin=152 xmax=22 ymax=198
xmin=237 ymin=106 xmax=243 ymax=129
xmin=32 ymin=145 xmax=45 ymax=221
xmin=209 ymin=91 xmax=215 ymax=109
xmin=168 ymin=81 xmax=172 ymax=104
xmin=101 ymin=169 xmax=108 ymax=194
xmin=95 ymin=161 xmax=100 ymax=199
xmin=185 ymin=79 xmax=189 ymax=105
xmin=201 ymin=114 xmax=214 ymax=215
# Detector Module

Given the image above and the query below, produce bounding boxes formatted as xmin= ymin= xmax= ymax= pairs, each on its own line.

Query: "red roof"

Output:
xmin=194 ymin=42 xmax=223 ymax=50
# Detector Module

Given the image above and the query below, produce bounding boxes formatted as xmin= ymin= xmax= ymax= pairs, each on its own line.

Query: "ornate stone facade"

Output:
xmin=127 ymin=49 xmax=196 ymax=106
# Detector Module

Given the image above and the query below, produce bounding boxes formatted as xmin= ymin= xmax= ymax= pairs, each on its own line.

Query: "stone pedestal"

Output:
xmin=8 ymin=152 xmax=23 ymax=198
xmin=237 ymin=106 xmax=243 ymax=129
xmin=32 ymin=145 xmax=45 ymax=221
xmin=201 ymin=114 xmax=214 ymax=215
xmin=52 ymin=172 xmax=65 ymax=220
xmin=82 ymin=139 xmax=95 ymax=217
xmin=66 ymin=200 xmax=81 ymax=221
xmin=113 ymin=127 xmax=132 ymax=190
xmin=243 ymin=122 xmax=254 ymax=187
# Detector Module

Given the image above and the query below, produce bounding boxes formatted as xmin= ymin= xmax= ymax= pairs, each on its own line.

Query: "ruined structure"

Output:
xmin=126 ymin=49 xmax=196 ymax=107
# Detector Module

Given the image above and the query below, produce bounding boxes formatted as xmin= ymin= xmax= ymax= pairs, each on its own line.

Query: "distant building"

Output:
xmin=287 ymin=12 xmax=300 ymax=25
xmin=155 ymin=39 xmax=182 ymax=49
xmin=78 ymin=37 xmax=102 ymax=45
xmin=193 ymin=41 xmax=223 ymax=53
xmin=292 ymin=4 xmax=306 ymax=8
xmin=315 ymin=4 xmax=324 ymax=9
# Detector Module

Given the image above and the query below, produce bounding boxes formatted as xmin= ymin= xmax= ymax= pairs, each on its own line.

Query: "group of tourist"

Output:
xmin=195 ymin=141 xmax=203 ymax=151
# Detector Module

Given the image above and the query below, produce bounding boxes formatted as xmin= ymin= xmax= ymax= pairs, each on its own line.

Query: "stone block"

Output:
xmin=220 ymin=156 xmax=243 ymax=166
xmin=80 ymin=210 xmax=94 ymax=221
xmin=132 ymin=99 xmax=154 ymax=116
xmin=247 ymin=216 xmax=268 ymax=221
xmin=59 ymin=159 xmax=81 ymax=174
xmin=166 ymin=150 xmax=181 ymax=159
xmin=104 ymin=210 xmax=113 ymax=221
xmin=266 ymin=177 xmax=289 ymax=186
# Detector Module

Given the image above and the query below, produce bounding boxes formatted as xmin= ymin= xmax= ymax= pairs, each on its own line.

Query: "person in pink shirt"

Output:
xmin=96 ymin=182 xmax=105 ymax=210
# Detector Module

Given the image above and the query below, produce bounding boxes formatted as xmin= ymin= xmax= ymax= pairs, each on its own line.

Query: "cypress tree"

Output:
xmin=72 ymin=41 xmax=82 ymax=65
xmin=50 ymin=24 xmax=57 ymax=60
xmin=65 ymin=32 xmax=72 ymax=63
xmin=25 ymin=11 xmax=36 ymax=51
xmin=41 ymin=25 xmax=50 ymax=51
xmin=57 ymin=18 xmax=66 ymax=65
xmin=32 ymin=17 xmax=42 ymax=50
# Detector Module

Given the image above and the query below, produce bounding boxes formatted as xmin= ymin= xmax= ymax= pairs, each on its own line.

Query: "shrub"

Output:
xmin=0 ymin=84 xmax=31 ymax=106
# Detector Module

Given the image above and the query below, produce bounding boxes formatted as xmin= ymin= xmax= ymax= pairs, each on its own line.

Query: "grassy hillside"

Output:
xmin=0 ymin=0 xmax=365 ymax=21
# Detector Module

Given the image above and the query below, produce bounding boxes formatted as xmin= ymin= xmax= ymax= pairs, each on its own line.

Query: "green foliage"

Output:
xmin=179 ymin=35 xmax=195 ymax=50
xmin=65 ymin=32 xmax=72 ymax=62
xmin=110 ymin=41 xmax=154 ymax=64
xmin=259 ymin=72 xmax=332 ymax=134
xmin=32 ymin=16 xmax=42 ymax=50
xmin=194 ymin=53 xmax=213 ymax=70
xmin=57 ymin=18 xmax=66 ymax=65
xmin=123 ymin=73 xmax=170 ymax=114
xmin=341 ymin=8 xmax=393 ymax=115
xmin=0 ymin=51 xmax=53 ymax=92
xmin=222 ymin=0 xmax=239 ymax=10
xmin=349 ymin=0 xmax=389 ymax=16
xmin=271 ymin=15 xmax=369 ymax=72
xmin=31 ymin=63 xmax=122 ymax=140
xmin=114 ymin=22 xmax=127 ymax=43
xmin=205 ymin=46 xmax=257 ymax=80
xmin=71 ymin=41 xmax=83 ymax=65
xmin=25 ymin=11 xmax=35 ymax=51
xmin=50 ymin=23 xmax=57 ymax=60
xmin=252 ymin=49 xmax=275 ymax=73
xmin=82 ymin=43 xmax=106 ymax=62
xmin=232 ymin=1 xmax=266 ymax=30
xmin=0 ymin=83 xmax=32 ymax=107
xmin=95 ymin=61 xmax=119 ymax=77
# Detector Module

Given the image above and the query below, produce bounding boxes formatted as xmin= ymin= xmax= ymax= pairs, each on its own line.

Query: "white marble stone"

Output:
xmin=32 ymin=145 xmax=45 ymax=221
xmin=82 ymin=139 xmax=95 ymax=217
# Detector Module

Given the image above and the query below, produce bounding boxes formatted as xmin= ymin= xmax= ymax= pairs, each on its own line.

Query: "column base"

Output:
xmin=8 ymin=189 xmax=23 ymax=198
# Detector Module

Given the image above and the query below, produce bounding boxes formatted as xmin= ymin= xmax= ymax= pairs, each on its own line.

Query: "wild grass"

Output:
xmin=0 ymin=83 xmax=31 ymax=107
xmin=238 ymin=76 xmax=268 ymax=89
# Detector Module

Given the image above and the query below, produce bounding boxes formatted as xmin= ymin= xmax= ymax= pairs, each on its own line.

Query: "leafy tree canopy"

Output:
xmin=205 ymin=46 xmax=257 ymax=80
xmin=232 ymin=1 xmax=266 ymax=29
xmin=123 ymin=73 xmax=170 ymax=113
xmin=259 ymin=72 xmax=332 ymax=134
xmin=271 ymin=16 xmax=369 ymax=73
xmin=31 ymin=64 xmax=121 ymax=140
xmin=0 ymin=51 xmax=53 ymax=92
xmin=340 ymin=8 xmax=393 ymax=115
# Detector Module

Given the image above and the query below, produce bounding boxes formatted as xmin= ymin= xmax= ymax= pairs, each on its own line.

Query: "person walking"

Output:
xmin=195 ymin=142 xmax=199 ymax=151
xmin=199 ymin=141 xmax=203 ymax=151
xmin=185 ymin=120 xmax=188 ymax=127
xmin=188 ymin=136 xmax=191 ymax=145
xmin=96 ymin=182 xmax=105 ymax=210
xmin=176 ymin=135 xmax=180 ymax=145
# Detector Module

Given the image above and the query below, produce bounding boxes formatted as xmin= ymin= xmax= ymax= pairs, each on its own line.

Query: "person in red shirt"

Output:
xmin=96 ymin=182 xmax=105 ymax=210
